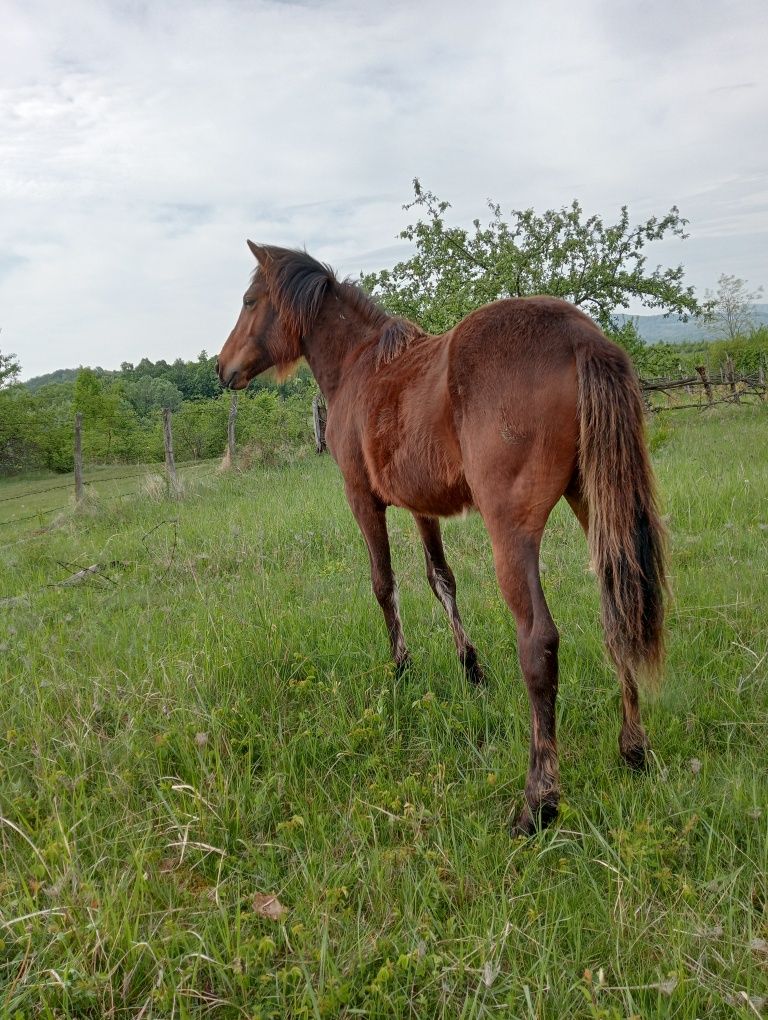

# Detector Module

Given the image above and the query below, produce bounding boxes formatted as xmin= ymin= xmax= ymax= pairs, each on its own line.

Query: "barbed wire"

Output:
xmin=0 ymin=504 xmax=71 ymax=529
xmin=0 ymin=460 xmax=216 ymax=530
xmin=0 ymin=459 xmax=215 ymax=505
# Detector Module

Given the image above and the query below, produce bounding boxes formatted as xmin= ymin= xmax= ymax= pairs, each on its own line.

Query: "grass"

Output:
xmin=0 ymin=407 xmax=766 ymax=1018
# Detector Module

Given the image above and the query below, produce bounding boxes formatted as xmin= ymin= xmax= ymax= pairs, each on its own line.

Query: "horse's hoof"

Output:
xmin=621 ymin=744 xmax=650 ymax=772
xmin=510 ymin=798 xmax=558 ymax=837
xmin=394 ymin=656 xmax=412 ymax=680
xmin=461 ymin=649 xmax=485 ymax=686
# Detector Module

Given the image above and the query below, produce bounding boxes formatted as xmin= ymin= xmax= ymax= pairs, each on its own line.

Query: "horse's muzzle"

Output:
xmin=216 ymin=358 xmax=237 ymax=389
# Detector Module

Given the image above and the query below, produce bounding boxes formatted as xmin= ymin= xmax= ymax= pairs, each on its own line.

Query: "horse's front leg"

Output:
xmin=345 ymin=485 xmax=410 ymax=675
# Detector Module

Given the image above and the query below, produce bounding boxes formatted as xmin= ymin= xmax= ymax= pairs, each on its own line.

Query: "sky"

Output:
xmin=1 ymin=0 xmax=767 ymax=380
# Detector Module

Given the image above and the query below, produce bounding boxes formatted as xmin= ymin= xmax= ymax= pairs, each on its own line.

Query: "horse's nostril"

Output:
xmin=221 ymin=367 xmax=238 ymax=389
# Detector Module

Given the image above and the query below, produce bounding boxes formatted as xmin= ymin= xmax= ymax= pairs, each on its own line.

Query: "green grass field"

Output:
xmin=1 ymin=407 xmax=766 ymax=1018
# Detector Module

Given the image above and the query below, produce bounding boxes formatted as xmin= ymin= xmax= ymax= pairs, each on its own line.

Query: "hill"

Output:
xmin=617 ymin=303 xmax=768 ymax=344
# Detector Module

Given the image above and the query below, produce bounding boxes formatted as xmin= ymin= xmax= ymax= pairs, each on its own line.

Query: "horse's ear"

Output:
xmin=247 ymin=240 xmax=269 ymax=264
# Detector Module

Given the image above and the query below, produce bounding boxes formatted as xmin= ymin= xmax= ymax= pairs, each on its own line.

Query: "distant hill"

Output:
xmin=24 ymin=367 xmax=93 ymax=391
xmin=617 ymin=304 xmax=768 ymax=344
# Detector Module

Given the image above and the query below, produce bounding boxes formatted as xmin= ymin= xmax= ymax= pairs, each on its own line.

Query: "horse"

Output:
xmin=217 ymin=242 xmax=667 ymax=835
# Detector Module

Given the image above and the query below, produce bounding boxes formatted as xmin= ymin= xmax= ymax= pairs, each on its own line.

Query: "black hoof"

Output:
xmin=461 ymin=648 xmax=485 ymax=686
xmin=510 ymin=798 xmax=559 ymax=837
xmin=394 ymin=655 xmax=412 ymax=680
xmin=621 ymin=744 xmax=650 ymax=772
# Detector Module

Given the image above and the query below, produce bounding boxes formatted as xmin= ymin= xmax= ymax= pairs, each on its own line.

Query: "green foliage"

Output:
xmin=73 ymin=369 xmax=143 ymax=463
xmin=634 ymin=341 xmax=686 ymax=378
xmin=706 ymin=326 xmax=768 ymax=374
xmin=124 ymin=350 xmax=220 ymax=401
xmin=2 ymin=372 xmax=315 ymax=476
xmin=0 ymin=384 xmax=36 ymax=471
xmin=123 ymin=375 xmax=183 ymax=416
xmin=0 ymin=347 xmax=21 ymax=389
xmin=23 ymin=367 xmax=81 ymax=392
xmin=236 ymin=390 xmax=312 ymax=463
xmin=362 ymin=180 xmax=703 ymax=356
xmin=172 ymin=397 xmax=229 ymax=461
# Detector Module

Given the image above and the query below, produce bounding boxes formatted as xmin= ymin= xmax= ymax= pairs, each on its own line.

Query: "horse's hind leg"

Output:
xmin=413 ymin=513 xmax=483 ymax=685
xmin=345 ymin=485 xmax=410 ymax=675
xmin=483 ymin=511 xmax=561 ymax=834
xmin=565 ymin=482 xmax=649 ymax=770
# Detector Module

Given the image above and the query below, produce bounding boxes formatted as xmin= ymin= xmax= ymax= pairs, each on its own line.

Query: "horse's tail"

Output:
xmin=574 ymin=339 xmax=667 ymax=686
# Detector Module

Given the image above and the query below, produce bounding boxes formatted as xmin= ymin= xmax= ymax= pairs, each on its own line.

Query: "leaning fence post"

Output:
xmin=74 ymin=412 xmax=84 ymax=504
xmin=312 ymin=392 xmax=327 ymax=454
xmin=163 ymin=407 xmax=180 ymax=496
xmin=695 ymin=365 xmax=713 ymax=405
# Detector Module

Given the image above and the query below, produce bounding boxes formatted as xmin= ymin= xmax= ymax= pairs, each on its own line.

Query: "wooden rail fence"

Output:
xmin=639 ymin=366 xmax=766 ymax=410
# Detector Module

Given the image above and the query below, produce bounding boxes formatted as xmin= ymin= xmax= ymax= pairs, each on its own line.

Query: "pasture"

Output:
xmin=1 ymin=405 xmax=766 ymax=1018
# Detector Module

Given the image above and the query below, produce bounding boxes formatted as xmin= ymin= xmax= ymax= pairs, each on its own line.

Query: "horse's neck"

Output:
xmin=301 ymin=294 xmax=376 ymax=401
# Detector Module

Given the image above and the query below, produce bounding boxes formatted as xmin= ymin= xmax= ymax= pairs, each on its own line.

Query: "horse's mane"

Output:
xmin=255 ymin=245 xmax=424 ymax=366
xmin=374 ymin=317 xmax=425 ymax=367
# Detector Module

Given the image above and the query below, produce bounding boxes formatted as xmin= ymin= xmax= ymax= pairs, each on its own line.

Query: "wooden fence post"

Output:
xmin=74 ymin=412 xmax=84 ymax=504
xmin=163 ymin=408 xmax=180 ymax=496
xmin=725 ymin=354 xmax=739 ymax=403
xmin=695 ymin=366 xmax=713 ymax=405
xmin=227 ymin=393 xmax=238 ymax=465
xmin=312 ymin=392 xmax=327 ymax=454
xmin=759 ymin=355 xmax=766 ymax=387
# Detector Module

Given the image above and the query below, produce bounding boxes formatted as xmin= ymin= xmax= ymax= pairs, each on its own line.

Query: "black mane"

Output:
xmin=257 ymin=245 xmax=424 ymax=363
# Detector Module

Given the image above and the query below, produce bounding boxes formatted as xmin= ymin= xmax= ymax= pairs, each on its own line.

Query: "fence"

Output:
xmin=639 ymin=361 xmax=766 ymax=410
xmin=1 ymin=367 xmax=765 ymax=537
xmin=0 ymin=393 xmax=328 ymax=536
xmin=0 ymin=407 xmax=217 ymax=536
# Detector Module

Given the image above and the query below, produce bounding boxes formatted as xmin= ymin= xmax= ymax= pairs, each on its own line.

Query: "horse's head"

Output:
xmin=217 ymin=241 xmax=298 ymax=389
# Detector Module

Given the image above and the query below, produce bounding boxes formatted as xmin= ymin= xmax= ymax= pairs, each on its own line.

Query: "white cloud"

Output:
xmin=1 ymin=0 xmax=767 ymax=377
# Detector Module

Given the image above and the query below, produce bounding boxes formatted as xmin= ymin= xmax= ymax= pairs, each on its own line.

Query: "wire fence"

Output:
xmin=0 ymin=459 xmax=215 ymax=532
xmin=1 ymin=372 xmax=765 ymax=538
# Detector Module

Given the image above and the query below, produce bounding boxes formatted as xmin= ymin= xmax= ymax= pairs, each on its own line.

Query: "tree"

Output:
xmin=173 ymin=398 xmax=228 ymax=460
xmin=125 ymin=375 xmax=183 ymax=417
xmin=1 ymin=340 xmax=21 ymax=389
xmin=73 ymin=368 xmax=140 ymax=461
xmin=702 ymin=273 xmax=764 ymax=342
xmin=362 ymin=180 xmax=703 ymax=357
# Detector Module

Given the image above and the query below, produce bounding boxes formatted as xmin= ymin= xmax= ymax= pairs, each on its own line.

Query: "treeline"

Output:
xmin=0 ymin=352 xmax=315 ymax=474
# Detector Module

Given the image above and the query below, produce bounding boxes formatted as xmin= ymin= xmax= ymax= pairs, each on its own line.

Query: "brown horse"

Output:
xmin=217 ymin=242 xmax=667 ymax=835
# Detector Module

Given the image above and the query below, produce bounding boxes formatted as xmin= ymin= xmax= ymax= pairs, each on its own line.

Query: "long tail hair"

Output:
xmin=574 ymin=340 xmax=667 ymax=684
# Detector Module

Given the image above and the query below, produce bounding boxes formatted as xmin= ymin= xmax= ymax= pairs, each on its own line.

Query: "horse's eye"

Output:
xmin=244 ymin=297 xmax=255 ymax=309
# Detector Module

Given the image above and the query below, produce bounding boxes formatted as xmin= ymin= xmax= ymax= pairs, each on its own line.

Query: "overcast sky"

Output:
xmin=2 ymin=0 xmax=767 ymax=379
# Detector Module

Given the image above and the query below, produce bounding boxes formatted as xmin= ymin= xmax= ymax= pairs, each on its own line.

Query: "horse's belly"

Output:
xmin=362 ymin=354 xmax=472 ymax=515
xmin=368 ymin=437 xmax=473 ymax=517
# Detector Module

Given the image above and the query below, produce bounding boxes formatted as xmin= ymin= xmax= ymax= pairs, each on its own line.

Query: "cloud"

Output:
xmin=1 ymin=0 xmax=767 ymax=376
